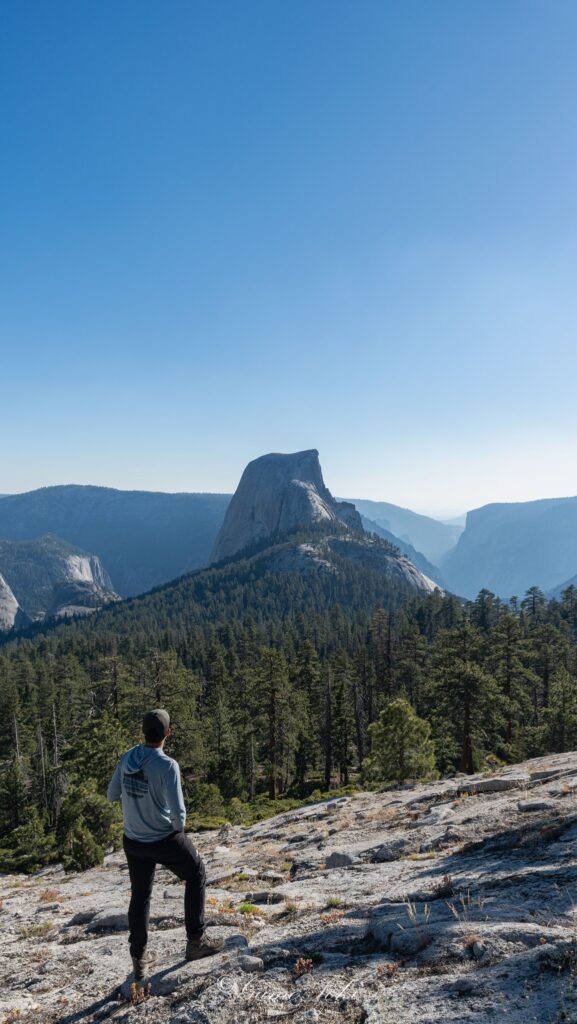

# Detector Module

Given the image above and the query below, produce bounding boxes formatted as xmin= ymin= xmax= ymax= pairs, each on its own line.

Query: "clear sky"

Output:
xmin=2 ymin=1 xmax=577 ymax=516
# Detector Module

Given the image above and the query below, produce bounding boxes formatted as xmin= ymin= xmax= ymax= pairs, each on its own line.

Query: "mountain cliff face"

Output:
xmin=0 ymin=535 xmax=118 ymax=621
xmin=0 ymin=573 xmax=21 ymax=631
xmin=46 ymin=579 xmax=120 ymax=619
xmin=442 ymin=496 xmax=577 ymax=599
xmin=211 ymin=449 xmax=363 ymax=563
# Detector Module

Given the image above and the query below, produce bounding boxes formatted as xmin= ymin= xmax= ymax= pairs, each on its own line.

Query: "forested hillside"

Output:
xmin=1 ymin=513 xmax=576 ymax=877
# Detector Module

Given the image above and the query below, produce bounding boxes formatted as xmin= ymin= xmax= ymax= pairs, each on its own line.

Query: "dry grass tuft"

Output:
xmin=283 ymin=899 xmax=299 ymax=915
xmin=19 ymin=920 xmax=57 ymax=941
xmin=29 ymin=948 xmax=51 ymax=965
xmin=364 ymin=806 xmax=397 ymax=824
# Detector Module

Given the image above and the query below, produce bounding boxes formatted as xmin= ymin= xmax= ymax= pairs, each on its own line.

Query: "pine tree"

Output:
xmin=332 ymin=651 xmax=354 ymax=785
xmin=395 ymin=622 xmax=428 ymax=710
xmin=0 ymin=754 xmax=28 ymax=835
xmin=471 ymin=589 xmax=501 ymax=632
xmin=63 ymin=709 xmax=129 ymax=794
xmin=531 ymin=623 xmax=569 ymax=712
xmin=363 ymin=697 xmax=435 ymax=784
xmin=488 ymin=613 xmax=536 ymax=759
xmin=432 ymin=622 xmax=503 ymax=773
xmin=255 ymin=648 xmax=294 ymax=799
xmin=202 ymin=652 xmax=240 ymax=798
xmin=544 ymin=668 xmax=577 ymax=752
xmin=521 ymin=586 xmax=546 ymax=621
xmin=292 ymin=640 xmax=322 ymax=788
xmin=560 ymin=585 xmax=577 ymax=640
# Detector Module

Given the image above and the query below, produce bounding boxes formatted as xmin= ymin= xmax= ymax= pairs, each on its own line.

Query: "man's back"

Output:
xmin=107 ymin=743 xmax=186 ymax=842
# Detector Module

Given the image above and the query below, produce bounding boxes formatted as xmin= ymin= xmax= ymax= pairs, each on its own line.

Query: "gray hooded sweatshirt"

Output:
xmin=107 ymin=744 xmax=186 ymax=842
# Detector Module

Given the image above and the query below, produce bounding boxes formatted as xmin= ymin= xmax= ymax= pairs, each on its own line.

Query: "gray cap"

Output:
xmin=142 ymin=708 xmax=170 ymax=742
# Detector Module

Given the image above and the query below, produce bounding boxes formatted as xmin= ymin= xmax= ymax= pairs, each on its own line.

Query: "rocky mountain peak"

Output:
xmin=210 ymin=449 xmax=363 ymax=563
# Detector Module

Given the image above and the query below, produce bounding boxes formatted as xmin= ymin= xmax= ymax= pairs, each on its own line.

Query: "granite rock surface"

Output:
xmin=4 ymin=752 xmax=577 ymax=1022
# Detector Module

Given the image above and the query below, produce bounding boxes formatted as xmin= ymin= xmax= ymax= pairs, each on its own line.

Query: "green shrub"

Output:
xmin=57 ymin=778 xmax=120 ymax=872
xmin=226 ymin=797 xmax=246 ymax=824
xmin=0 ymin=806 xmax=56 ymax=874
xmin=186 ymin=814 xmax=230 ymax=832
xmin=186 ymin=782 xmax=225 ymax=817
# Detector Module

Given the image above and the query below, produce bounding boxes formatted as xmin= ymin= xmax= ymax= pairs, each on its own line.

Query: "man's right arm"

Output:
xmin=107 ymin=760 xmax=122 ymax=802
xmin=165 ymin=761 xmax=186 ymax=831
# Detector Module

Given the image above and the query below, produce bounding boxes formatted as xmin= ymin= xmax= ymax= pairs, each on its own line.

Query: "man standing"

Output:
xmin=107 ymin=709 xmax=223 ymax=979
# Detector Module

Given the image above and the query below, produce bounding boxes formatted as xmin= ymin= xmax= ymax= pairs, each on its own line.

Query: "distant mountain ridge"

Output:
xmin=0 ymin=472 xmax=457 ymax=599
xmin=10 ymin=470 xmax=577 ymax=610
xmin=1 ymin=450 xmax=442 ymax=643
xmin=4 ymin=478 xmax=577 ymax=606
xmin=0 ymin=485 xmax=231 ymax=596
xmin=344 ymin=497 xmax=462 ymax=564
xmin=442 ymin=495 xmax=577 ymax=599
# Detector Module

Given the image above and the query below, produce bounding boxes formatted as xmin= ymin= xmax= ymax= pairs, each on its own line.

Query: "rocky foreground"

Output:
xmin=4 ymin=755 xmax=577 ymax=1024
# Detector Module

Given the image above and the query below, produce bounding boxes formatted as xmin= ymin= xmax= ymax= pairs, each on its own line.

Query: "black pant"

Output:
xmin=123 ymin=831 xmax=206 ymax=957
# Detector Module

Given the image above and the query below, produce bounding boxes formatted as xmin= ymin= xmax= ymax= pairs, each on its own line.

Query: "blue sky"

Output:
xmin=2 ymin=1 xmax=577 ymax=515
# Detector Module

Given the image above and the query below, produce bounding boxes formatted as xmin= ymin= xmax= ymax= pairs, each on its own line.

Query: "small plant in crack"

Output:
xmin=447 ymin=887 xmax=486 ymax=949
xmin=432 ymin=874 xmax=454 ymax=898
xmin=377 ymin=961 xmax=399 ymax=981
xmin=399 ymin=898 xmax=431 ymax=950
xmin=320 ymin=910 xmax=345 ymax=925
xmin=129 ymin=982 xmax=151 ymax=1005
xmin=283 ymin=898 xmax=299 ymax=916
xmin=293 ymin=957 xmax=314 ymax=978
xmin=238 ymin=902 xmax=265 ymax=916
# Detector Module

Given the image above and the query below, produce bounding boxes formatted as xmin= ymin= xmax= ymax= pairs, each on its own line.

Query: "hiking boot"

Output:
xmin=131 ymin=949 xmax=157 ymax=980
xmin=185 ymin=932 xmax=224 ymax=960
